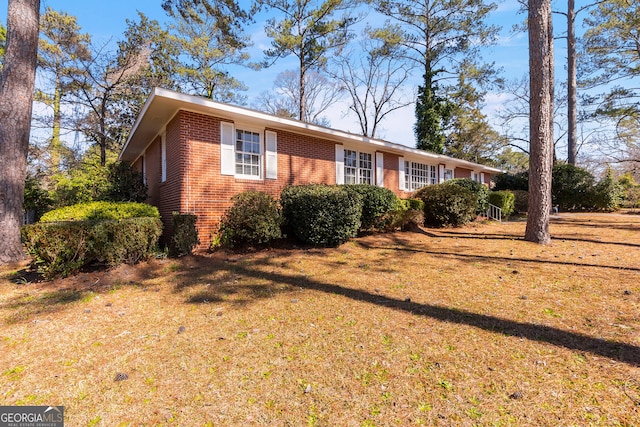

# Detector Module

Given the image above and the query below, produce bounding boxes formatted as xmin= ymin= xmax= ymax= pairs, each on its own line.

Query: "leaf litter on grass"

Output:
xmin=0 ymin=212 xmax=639 ymax=425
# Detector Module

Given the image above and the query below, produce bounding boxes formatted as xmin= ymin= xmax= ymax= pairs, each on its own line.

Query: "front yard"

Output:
xmin=1 ymin=213 xmax=639 ymax=426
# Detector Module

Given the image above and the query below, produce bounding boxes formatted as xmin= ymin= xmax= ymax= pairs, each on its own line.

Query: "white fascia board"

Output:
xmin=120 ymin=87 xmax=504 ymax=174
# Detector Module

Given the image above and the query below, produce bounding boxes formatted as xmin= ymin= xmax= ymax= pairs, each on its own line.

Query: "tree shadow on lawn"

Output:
xmin=356 ymin=240 xmax=640 ymax=272
xmin=419 ymin=228 xmax=640 ymax=248
xmin=221 ymin=259 xmax=640 ymax=368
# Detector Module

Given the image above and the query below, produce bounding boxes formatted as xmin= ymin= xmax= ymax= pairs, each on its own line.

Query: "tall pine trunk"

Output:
xmin=525 ymin=0 xmax=554 ymax=245
xmin=567 ymin=0 xmax=577 ymax=165
xmin=0 ymin=0 xmax=41 ymax=264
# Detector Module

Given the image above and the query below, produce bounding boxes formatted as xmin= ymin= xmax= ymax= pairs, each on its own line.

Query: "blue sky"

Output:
xmin=1 ymin=0 xmax=582 ymax=150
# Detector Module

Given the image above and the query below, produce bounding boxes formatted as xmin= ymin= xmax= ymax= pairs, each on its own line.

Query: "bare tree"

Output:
xmin=255 ymin=69 xmax=343 ymax=126
xmin=497 ymin=76 xmax=568 ymax=161
xmin=331 ymin=29 xmax=413 ymax=138
xmin=0 ymin=0 xmax=41 ymax=264
xmin=525 ymin=0 xmax=554 ymax=244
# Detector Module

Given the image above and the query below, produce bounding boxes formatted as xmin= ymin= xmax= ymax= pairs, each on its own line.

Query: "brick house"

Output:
xmin=119 ymin=87 xmax=502 ymax=247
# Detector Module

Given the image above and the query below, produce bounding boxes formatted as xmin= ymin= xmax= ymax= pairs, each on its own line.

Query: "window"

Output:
xmin=235 ymin=129 xmax=261 ymax=178
xmin=444 ymin=168 xmax=454 ymax=181
xmin=344 ymin=149 xmax=372 ymax=184
xmin=403 ymin=161 xmax=437 ymax=190
xmin=221 ymin=122 xmax=275 ymax=179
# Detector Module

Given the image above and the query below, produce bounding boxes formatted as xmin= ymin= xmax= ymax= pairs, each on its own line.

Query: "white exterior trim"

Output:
xmin=120 ymin=88 xmax=503 ymax=177
xmin=265 ymin=130 xmax=277 ymax=179
xmin=375 ymin=152 xmax=384 ymax=187
xmin=220 ymin=121 xmax=235 ymax=176
xmin=335 ymin=144 xmax=344 ymax=185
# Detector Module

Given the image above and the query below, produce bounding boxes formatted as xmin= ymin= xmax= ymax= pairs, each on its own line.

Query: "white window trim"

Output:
xmin=220 ymin=121 xmax=266 ymax=180
xmin=343 ymin=147 xmax=373 ymax=185
xmin=402 ymin=159 xmax=437 ymax=191
xmin=444 ymin=168 xmax=454 ymax=182
xmin=375 ymin=152 xmax=384 ymax=187
xmin=335 ymin=144 xmax=344 ymax=184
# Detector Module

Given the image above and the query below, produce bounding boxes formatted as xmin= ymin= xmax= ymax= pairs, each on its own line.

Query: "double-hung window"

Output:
xmin=221 ymin=122 xmax=277 ymax=180
xmin=235 ymin=129 xmax=261 ymax=178
xmin=344 ymin=149 xmax=372 ymax=184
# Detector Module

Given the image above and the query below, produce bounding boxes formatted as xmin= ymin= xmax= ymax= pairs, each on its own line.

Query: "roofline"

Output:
xmin=120 ymin=87 xmax=504 ymax=174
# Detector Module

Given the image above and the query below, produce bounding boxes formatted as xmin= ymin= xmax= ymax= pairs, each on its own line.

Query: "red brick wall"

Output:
xmin=176 ymin=111 xmax=338 ymax=248
xmin=455 ymin=167 xmax=472 ymax=179
xmin=141 ymin=109 xmax=493 ymax=248
xmin=382 ymin=152 xmax=413 ymax=198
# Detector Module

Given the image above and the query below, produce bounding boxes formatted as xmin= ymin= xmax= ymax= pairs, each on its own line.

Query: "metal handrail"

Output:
xmin=486 ymin=204 xmax=502 ymax=222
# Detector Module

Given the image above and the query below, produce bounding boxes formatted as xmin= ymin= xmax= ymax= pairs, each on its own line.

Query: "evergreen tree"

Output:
xmin=372 ymin=0 xmax=500 ymax=153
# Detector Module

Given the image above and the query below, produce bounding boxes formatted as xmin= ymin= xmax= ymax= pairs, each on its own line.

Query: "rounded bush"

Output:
xmin=218 ymin=191 xmax=282 ymax=247
xmin=281 ymin=184 xmax=362 ymax=247
xmin=552 ymin=164 xmax=596 ymax=211
xmin=342 ymin=184 xmax=398 ymax=230
xmin=488 ymin=191 xmax=515 ymax=218
xmin=446 ymin=178 xmax=489 ymax=214
xmin=414 ymin=184 xmax=477 ymax=227
xmin=40 ymin=201 xmax=159 ymax=222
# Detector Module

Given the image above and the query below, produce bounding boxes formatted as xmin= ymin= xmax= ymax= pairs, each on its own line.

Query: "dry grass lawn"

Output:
xmin=1 ymin=212 xmax=639 ymax=426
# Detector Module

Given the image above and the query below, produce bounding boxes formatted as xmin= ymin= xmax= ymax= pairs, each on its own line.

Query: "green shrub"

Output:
xmin=343 ymin=184 xmax=398 ymax=230
xmin=406 ymin=198 xmax=425 ymax=211
xmin=552 ymin=164 xmax=596 ymax=211
xmin=383 ymin=199 xmax=424 ymax=231
xmin=488 ymin=191 xmax=516 ymax=218
xmin=493 ymin=172 xmax=529 ymax=191
xmin=105 ymin=161 xmax=148 ymax=202
xmin=90 ymin=218 xmax=163 ymax=265
xmin=21 ymin=217 xmax=162 ymax=278
xmin=24 ymin=176 xmax=52 ymax=222
xmin=511 ymin=190 xmax=529 ymax=213
xmin=218 ymin=191 xmax=282 ymax=248
xmin=40 ymin=201 xmax=159 ymax=222
xmin=281 ymin=184 xmax=362 ymax=246
xmin=414 ymin=184 xmax=477 ymax=227
xmin=592 ymin=169 xmax=622 ymax=211
xmin=447 ymin=178 xmax=489 ymax=214
xmin=171 ymin=213 xmax=199 ymax=256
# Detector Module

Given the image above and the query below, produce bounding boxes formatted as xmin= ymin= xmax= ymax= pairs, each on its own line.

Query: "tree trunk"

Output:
xmin=525 ymin=0 xmax=554 ymax=245
xmin=0 ymin=0 xmax=41 ymax=264
xmin=567 ymin=0 xmax=577 ymax=165
xmin=50 ymin=75 xmax=62 ymax=173
xmin=299 ymin=59 xmax=306 ymax=122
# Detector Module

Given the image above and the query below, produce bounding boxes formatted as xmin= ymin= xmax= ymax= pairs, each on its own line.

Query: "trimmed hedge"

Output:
xmin=171 ymin=213 xmax=199 ymax=256
xmin=343 ymin=184 xmax=398 ymax=230
xmin=217 ymin=191 xmax=282 ymax=248
xmin=488 ymin=191 xmax=515 ymax=218
xmin=281 ymin=184 xmax=362 ymax=246
xmin=447 ymin=178 xmax=489 ymax=214
xmin=21 ymin=217 xmax=163 ymax=278
xmin=414 ymin=184 xmax=477 ymax=227
xmin=40 ymin=201 xmax=159 ymax=222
